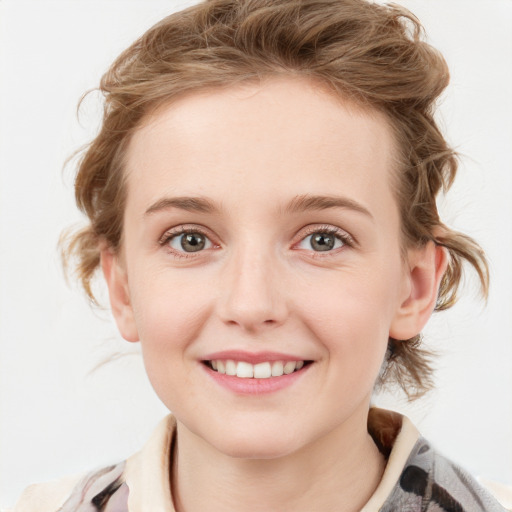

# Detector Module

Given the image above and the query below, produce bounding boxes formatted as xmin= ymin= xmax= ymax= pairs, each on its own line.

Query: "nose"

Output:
xmin=216 ymin=245 xmax=289 ymax=333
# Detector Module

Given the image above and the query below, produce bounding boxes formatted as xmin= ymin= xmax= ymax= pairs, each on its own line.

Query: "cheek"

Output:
xmin=294 ymin=262 xmax=402 ymax=357
xmin=128 ymin=268 xmax=212 ymax=361
xmin=297 ymin=280 xmax=394 ymax=400
xmin=129 ymin=276 xmax=213 ymax=407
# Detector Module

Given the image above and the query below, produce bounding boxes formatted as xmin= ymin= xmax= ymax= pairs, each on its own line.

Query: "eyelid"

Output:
xmin=158 ymin=223 xmax=355 ymax=258
xmin=159 ymin=224 xmax=219 ymax=256
xmin=293 ymin=224 xmax=356 ymax=250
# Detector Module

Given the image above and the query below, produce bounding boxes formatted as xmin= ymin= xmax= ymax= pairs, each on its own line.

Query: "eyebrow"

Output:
xmin=145 ymin=196 xmax=218 ymax=216
xmin=285 ymin=194 xmax=373 ymax=219
xmin=144 ymin=194 xmax=373 ymax=219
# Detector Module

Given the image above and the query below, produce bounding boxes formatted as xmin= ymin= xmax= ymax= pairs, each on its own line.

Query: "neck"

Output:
xmin=171 ymin=409 xmax=385 ymax=512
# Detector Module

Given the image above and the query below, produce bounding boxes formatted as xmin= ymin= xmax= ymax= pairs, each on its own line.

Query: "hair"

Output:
xmin=62 ymin=0 xmax=488 ymax=400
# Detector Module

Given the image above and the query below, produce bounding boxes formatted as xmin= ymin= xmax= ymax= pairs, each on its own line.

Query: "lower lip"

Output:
xmin=202 ymin=364 xmax=311 ymax=395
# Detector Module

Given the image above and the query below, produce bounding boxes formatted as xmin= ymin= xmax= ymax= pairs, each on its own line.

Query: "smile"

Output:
xmin=205 ymin=360 xmax=307 ymax=379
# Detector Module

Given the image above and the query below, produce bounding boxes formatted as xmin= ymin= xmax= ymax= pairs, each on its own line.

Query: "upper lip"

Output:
xmin=202 ymin=350 xmax=310 ymax=364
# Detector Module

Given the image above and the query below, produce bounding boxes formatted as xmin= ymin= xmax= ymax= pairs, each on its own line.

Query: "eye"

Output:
xmin=296 ymin=227 xmax=351 ymax=252
xmin=166 ymin=231 xmax=213 ymax=253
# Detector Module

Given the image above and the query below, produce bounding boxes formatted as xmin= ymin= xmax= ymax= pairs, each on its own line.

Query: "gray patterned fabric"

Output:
xmin=57 ymin=462 xmax=128 ymax=512
xmin=380 ymin=438 xmax=506 ymax=511
xmin=58 ymin=438 xmax=506 ymax=511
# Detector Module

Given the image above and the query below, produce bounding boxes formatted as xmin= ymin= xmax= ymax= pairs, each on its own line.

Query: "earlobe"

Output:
xmin=100 ymin=247 xmax=140 ymax=343
xmin=389 ymin=242 xmax=448 ymax=341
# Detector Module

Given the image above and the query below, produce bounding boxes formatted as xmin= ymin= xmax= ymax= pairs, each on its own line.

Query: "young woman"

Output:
xmin=8 ymin=0 xmax=510 ymax=510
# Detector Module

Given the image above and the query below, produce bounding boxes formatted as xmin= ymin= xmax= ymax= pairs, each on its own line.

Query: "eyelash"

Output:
xmin=159 ymin=224 xmax=354 ymax=259
xmin=294 ymin=225 xmax=354 ymax=255
xmin=159 ymin=225 xmax=216 ymax=259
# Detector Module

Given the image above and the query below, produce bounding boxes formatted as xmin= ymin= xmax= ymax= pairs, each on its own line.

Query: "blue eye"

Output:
xmin=168 ymin=232 xmax=213 ymax=253
xmin=297 ymin=231 xmax=346 ymax=252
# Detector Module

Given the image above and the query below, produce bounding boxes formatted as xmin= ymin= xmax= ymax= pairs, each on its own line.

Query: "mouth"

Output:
xmin=203 ymin=359 xmax=311 ymax=379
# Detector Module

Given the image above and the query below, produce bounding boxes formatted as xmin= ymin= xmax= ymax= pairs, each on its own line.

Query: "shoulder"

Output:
xmin=8 ymin=415 xmax=175 ymax=512
xmin=382 ymin=436 xmax=509 ymax=512
xmin=11 ymin=462 xmax=128 ymax=512
xmin=10 ymin=475 xmax=81 ymax=512
xmin=366 ymin=409 xmax=510 ymax=512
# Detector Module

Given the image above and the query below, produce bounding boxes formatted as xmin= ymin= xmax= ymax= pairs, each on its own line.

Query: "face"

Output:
xmin=105 ymin=78 xmax=436 ymax=459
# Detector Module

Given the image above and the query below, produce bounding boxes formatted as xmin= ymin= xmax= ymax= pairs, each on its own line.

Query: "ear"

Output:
xmin=389 ymin=241 xmax=448 ymax=341
xmin=100 ymin=247 xmax=139 ymax=343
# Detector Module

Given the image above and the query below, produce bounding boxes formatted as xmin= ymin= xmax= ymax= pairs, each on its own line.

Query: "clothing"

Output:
xmin=11 ymin=409 xmax=510 ymax=512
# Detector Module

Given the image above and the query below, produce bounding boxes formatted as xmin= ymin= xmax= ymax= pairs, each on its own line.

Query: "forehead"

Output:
xmin=124 ymin=77 xmax=398 ymax=217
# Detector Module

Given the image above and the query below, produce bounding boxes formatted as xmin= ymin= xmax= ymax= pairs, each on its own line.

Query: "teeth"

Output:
xmin=225 ymin=360 xmax=236 ymax=376
xmin=283 ymin=361 xmax=296 ymax=375
xmin=209 ymin=360 xmax=306 ymax=379
xmin=237 ymin=361 xmax=254 ymax=378
xmin=253 ymin=362 xmax=271 ymax=379
xmin=271 ymin=361 xmax=284 ymax=376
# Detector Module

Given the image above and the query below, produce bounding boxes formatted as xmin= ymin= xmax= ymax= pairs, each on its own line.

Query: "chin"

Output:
xmin=203 ymin=419 xmax=308 ymax=460
xmin=215 ymin=435 xmax=300 ymax=460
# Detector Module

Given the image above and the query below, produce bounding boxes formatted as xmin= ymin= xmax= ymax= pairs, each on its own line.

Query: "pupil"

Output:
xmin=311 ymin=233 xmax=334 ymax=251
xmin=181 ymin=233 xmax=206 ymax=252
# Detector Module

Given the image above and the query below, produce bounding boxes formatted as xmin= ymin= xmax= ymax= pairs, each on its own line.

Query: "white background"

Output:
xmin=0 ymin=0 xmax=511 ymax=507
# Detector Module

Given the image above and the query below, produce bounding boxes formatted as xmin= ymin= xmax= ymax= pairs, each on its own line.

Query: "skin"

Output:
xmin=102 ymin=77 xmax=447 ymax=511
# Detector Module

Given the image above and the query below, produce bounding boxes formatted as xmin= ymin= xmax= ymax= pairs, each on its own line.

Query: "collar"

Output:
xmin=125 ymin=415 xmax=176 ymax=510
xmin=124 ymin=408 xmax=420 ymax=512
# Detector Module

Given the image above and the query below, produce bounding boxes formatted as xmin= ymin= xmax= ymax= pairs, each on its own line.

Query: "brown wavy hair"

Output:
xmin=62 ymin=0 xmax=488 ymax=399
